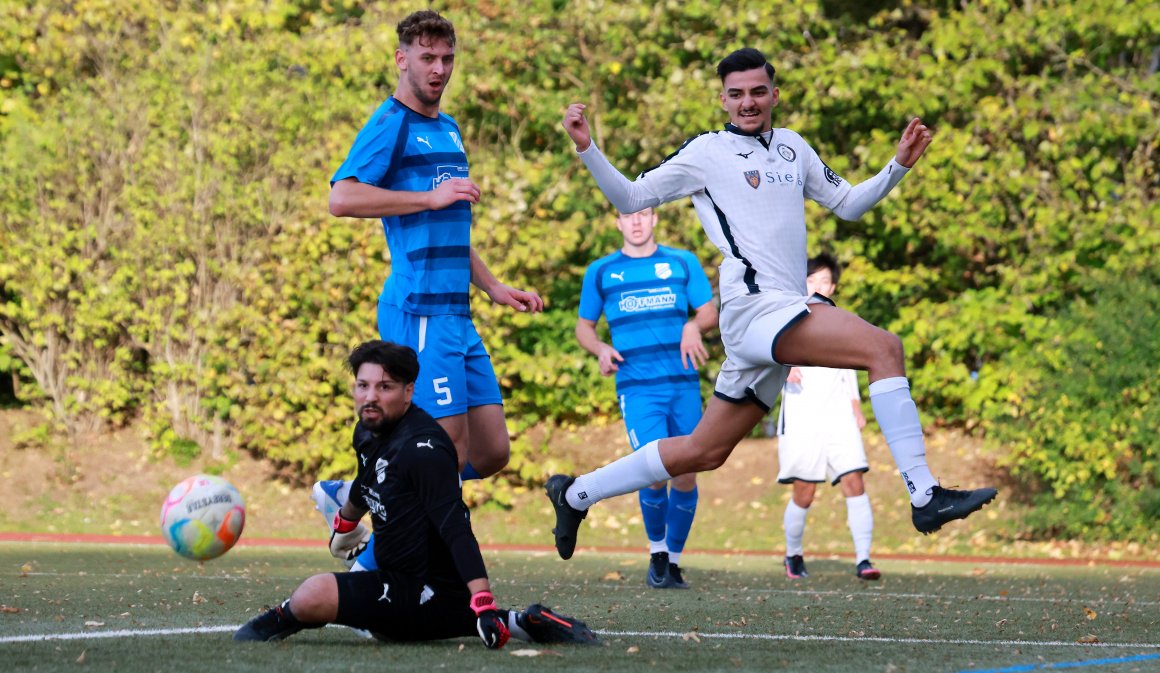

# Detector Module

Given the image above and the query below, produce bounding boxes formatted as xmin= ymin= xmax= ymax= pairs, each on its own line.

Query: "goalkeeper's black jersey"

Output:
xmin=349 ymin=405 xmax=487 ymax=585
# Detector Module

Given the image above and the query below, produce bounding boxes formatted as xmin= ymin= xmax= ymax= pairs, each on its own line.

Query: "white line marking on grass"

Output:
xmin=0 ymin=626 xmax=238 ymax=643
xmin=3 ymin=625 xmax=1158 ymax=650
xmin=497 ymin=580 xmax=1160 ymax=607
xmin=597 ymin=631 xmax=1160 ymax=649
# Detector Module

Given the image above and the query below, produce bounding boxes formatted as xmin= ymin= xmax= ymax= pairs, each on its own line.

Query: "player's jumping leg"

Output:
xmin=547 ymin=397 xmax=764 ymax=559
xmin=774 ymin=304 xmax=996 ymax=533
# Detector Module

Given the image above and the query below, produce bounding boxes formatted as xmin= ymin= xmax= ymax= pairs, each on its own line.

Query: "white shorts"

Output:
xmin=777 ymin=424 xmax=868 ymax=485
xmin=713 ymin=290 xmax=833 ymax=411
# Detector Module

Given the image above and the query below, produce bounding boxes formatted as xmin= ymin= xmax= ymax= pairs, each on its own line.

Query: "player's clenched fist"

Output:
xmin=562 ymin=103 xmax=592 ymax=152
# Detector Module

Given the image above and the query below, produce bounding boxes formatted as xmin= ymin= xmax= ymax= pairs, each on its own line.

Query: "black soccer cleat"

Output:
xmin=667 ymin=563 xmax=690 ymax=590
xmin=545 ymin=474 xmax=587 ymax=560
xmin=912 ymin=485 xmax=998 ymax=534
xmin=646 ymin=551 xmax=671 ymax=588
xmin=784 ymin=554 xmax=809 ymax=579
xmin=518 ymin=604 xmax=599 ymax=645
xmin=855 ymin=559 xmax=881 ymax=581
xmin=233 ymin=601 xmax=305 ymax=642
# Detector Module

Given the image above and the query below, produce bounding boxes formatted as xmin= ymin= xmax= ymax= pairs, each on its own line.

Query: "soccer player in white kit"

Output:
xmin=776 ymin=254 xmax=878 ymax=581
xmin=545 ymin=47 xmax=997 ymax=561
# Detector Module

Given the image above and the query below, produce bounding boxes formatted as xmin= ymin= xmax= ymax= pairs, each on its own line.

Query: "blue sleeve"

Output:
xmin=577 ymin=261 xmax=604 ymax=322
xmin=680 ymin=250 xmax=715 ymax=309
xmin=330 ymin=106 xmax=404 ymax=187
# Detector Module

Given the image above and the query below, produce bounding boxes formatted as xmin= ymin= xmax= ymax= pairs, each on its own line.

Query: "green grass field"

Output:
xmin=2 ymin=543 xmax=1158 ymax=673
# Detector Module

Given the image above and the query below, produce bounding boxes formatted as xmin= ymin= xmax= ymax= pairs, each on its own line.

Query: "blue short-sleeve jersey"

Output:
xmin=332 ymin=97 xmax=472 ymax=316
xmin=578 ymin=246 xmax=714 ymax=393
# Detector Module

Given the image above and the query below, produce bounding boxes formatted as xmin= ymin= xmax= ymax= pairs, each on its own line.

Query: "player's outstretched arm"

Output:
xmin=561 ymin=103 xmax=667 ymax=215
xmin=469 ymin=247 xmax=544 ymax=313
xmin=894 ymin=117 xmax=933 ymax=168
xmin=824 ymin=118 xmax=933 ymax=221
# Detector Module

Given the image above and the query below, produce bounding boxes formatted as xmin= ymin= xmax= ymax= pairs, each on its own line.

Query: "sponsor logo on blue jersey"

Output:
xmin=618 ymin=288 xmax=677 ymax=313
xmin=434 ymin=164 xmax=469 ymax=188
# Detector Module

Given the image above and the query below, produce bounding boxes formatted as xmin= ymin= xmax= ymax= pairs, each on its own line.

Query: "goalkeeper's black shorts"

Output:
xmin=333 ymin=569 xmax=476 ymax=641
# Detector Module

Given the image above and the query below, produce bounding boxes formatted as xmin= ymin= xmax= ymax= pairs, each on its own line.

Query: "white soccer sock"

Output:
xmin=783 ymin=501 xmax=808 ymax=557
xmin=566 ymin=440 xmax=672 ymax=511
xmin=649 ymin=539 xmax=669 ymax=555
xmin=868 ymin=377 xmax=936 ymax=507
xmin=845 ymin=494 xmax=873 ymax=563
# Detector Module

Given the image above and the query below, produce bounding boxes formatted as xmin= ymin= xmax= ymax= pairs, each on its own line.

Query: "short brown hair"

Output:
xmin=397 ymin=10 xmax=456 ymax=49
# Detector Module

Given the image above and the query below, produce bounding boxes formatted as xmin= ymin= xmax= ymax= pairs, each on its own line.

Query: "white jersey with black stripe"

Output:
xmin=578 ymin=125 xmax=909 ymax=304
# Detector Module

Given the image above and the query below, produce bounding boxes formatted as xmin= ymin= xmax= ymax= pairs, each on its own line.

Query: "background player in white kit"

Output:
xmin=545 ymin=47 xmax=996 ymax=563
xmin=776 ymin=253 xmax=879 ymax=581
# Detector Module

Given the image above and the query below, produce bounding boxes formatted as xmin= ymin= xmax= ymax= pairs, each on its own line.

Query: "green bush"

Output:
xmin=970 ymin=270 xmax=1160 ymax=542
xmin=1 ymin=0 xmax=1157 ymax=534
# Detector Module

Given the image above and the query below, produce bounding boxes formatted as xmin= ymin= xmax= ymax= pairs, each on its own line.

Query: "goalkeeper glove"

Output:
xmin=470 ymin=590 xmax=510 ymax=649
xmin=329 ymin=512 xmax=370 ymax=563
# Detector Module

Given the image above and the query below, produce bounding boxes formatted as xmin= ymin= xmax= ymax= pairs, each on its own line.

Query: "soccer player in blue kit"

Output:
xmin=545 ymin=48 xmax=997 ymax=561
xmin=576 ymin=207 xmax=718 ymax=588
xmin=319 ymin=10 xmax=543 ymax=571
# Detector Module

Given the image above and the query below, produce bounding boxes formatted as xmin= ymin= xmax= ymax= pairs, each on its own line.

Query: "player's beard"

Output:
xmin=359 ymin=405 xmax=394 ymax=433
xmin=406 ymin=70 xmax=445 ymax=108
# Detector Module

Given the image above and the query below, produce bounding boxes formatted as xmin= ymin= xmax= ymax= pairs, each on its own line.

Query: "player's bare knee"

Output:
xmin=866 ymin=329 xmax=905 ymax=373
xmin=289 ymin=574 xmax=338 ymax=623
xmin=671 ymin=473 xmax=697 ymax=491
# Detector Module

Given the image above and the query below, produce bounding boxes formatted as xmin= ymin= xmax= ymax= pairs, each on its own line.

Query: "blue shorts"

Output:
xmin=377 ymin=305 xmax=503 ymax=419
xmin=619 ymin=385 xmax=703 ymax=450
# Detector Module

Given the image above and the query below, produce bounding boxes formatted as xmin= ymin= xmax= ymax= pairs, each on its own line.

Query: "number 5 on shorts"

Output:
xmin=433 ymin=377 xmax=453 ymax=406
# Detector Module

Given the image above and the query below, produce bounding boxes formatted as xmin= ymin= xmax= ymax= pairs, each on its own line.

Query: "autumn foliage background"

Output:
xmin=0 ymin=0 xmax=1156 ymax=542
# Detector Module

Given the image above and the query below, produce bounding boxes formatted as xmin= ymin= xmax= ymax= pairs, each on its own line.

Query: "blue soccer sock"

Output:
xmin=665 ymin=486 xmax=698 ymax=561
xmin=638 ymin=485 xmax=668 ymax=544
xmin=460 ymin=463 xmax=483 ymax=481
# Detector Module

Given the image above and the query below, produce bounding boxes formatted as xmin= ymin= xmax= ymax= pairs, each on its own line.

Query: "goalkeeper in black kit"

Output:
xmin=234 ymin=340 xmax=596 ymax=648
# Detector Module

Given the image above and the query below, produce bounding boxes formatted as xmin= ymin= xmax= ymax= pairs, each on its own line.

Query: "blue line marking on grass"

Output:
xmin=952 ymin=652 xmax=1160 ymax=673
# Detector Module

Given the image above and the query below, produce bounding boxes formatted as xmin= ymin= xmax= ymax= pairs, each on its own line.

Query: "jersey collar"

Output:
xmin=723 ymin=123 xmax=774 ymax=149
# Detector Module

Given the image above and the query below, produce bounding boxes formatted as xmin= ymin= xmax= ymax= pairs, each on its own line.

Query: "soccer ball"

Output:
xmin=160 ymin=474 xmax=246 ymax=561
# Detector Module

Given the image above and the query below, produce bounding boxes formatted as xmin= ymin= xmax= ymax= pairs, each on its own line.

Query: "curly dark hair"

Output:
xmin=397 ymin=10 xmax=456 ymax=49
